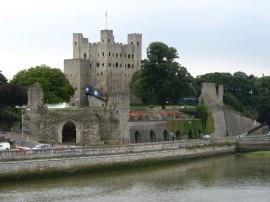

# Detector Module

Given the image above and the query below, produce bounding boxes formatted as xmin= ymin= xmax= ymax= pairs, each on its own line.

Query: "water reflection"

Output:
xmin=1 ymin=154 xmax=270 ymax=202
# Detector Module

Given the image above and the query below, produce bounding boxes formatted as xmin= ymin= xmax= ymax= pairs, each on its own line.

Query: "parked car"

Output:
xmin=16 ymin=146 xmax=32 ymax=154
xmin=266 ymin=132 xmax=270 ymax=136
xmin=32 ymin=144 xmax=50 ymax=150
xmin=202 ymin=135 xmax=211 ymax=140
xmin=0 ymin=142 xmax=10 ymax=151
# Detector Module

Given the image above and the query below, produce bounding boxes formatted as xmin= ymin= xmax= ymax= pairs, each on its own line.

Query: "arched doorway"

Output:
xmin=176 ymin=130 xmax=181 ymax=140
xmin=150 ymin=131 xmax=156 ymax=142
xmin=163 ymin=130 xmax=169 ymax=141
xmin=62 ymin=122 xmax=76 ymax=143
xmin=135 ymin=131 xmax=141 ymax=143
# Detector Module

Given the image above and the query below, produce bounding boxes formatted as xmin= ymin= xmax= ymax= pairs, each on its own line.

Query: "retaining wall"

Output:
xmin=0 ymin=142 xmax=235 ymax=182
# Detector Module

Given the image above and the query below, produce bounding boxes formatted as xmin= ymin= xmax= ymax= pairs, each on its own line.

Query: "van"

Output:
xmin=0 ymin=142 xmax=10 ymax=151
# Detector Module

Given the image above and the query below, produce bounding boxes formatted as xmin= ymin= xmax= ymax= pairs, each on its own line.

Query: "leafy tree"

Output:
xmin=129 ymin=42 xmax=196 ymax=108
xmin=0 ymin=107 xmax=20 ymax=130
xmin=0 ymin=70 xmax=8 ymax=86
xmin=0 ymin=83 xmax=27 ymax=108
xmin=195 ymin=103 xmax=208 ymax=133
xmin=10 ymin=65 xmax=74 ymax=104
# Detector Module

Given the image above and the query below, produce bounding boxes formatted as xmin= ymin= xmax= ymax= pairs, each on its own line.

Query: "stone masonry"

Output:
xmin=64 ymin=30 xmax=142 ymax=107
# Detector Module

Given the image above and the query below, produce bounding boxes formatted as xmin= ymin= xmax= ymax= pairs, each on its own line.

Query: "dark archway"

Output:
xmin=150 ymin=131 xmax=156 ymax=142
xmin=163 ymin=130 xmax=169 ymax=141
xmin=176 ymin=130 xmax=181 ymax=140
xmin=135 ymin=131 xmax=141 ymax=143
xmin=62 ymin=122 xmax=76 ymax=143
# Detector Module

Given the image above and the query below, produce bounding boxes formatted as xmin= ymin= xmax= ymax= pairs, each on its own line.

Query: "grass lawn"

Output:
xmin=245 ymin=151 xmax=270 ymax=158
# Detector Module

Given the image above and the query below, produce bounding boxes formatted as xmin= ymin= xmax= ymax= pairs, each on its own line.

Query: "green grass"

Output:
xmin=245 ymin=151 xmax=270 ymax=158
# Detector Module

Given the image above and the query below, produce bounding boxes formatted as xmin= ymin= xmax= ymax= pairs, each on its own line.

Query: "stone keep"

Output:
xmin=64 ymin=30 xmax=142 ymax=107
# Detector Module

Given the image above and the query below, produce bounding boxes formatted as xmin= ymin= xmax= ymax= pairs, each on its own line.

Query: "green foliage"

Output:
xmin=167 ymin=119 xmax=202 ymax=139
xmin=195 ymin=103 xmax=208 ymax=133
xmin=129 ymin=42 xmax=196 ymax=107
xmin=10 ymin=65 xmax=74 ymax=104
xmin=205 ymin=112 xmax=215 ymax=135
xmin=0 ymin=107 xmax=20 ymax=130
xmin=224 ymin=92 xmax=244 ymax=113
xmin=0 ymin=70 xmax=8 ymax=85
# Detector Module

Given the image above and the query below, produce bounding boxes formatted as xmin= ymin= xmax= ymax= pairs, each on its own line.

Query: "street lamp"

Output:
xmin=21 ymin=109 xmax=24 ymax=146
xmin=167 ymin=101 xmax=175 ymax=141
xmin=21 ymin=108 xmax=30 ymax=146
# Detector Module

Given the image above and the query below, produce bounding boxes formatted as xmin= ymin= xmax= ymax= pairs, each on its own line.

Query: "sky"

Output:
xmin=0 ymin=0 xmax=270 ymax=80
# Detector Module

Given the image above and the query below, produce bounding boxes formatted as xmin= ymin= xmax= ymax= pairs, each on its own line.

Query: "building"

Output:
xmin=64 ymin=30 xmax=142 ymax=107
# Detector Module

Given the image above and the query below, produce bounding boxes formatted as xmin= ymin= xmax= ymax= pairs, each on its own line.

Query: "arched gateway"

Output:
xmin=62 ymin=122 xmax=76 ymax=143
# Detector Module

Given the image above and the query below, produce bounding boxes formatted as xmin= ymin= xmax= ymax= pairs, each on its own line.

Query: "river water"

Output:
xmin=1 ymin=153 xmax=270 ymax=202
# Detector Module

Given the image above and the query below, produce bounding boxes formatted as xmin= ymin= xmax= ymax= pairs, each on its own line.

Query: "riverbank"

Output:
xmin=0 ymin=141 xmax=235 ymax=183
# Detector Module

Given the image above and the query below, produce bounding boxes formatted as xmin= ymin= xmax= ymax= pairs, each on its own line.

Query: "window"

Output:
xmin=116 ymin=53 xmax=118 ymax=57
xmin=116 ymin=63 xmax=118 ymax=67
xmin=75 ymin=41 xmax=77 ymax=45
xmin=128 ymin=54 xmax=130 ymax=58
xmin=97 ymin=63 xmax=99 ymax=67
xmin=108 ymin=39 xmax=110 ymax=43
xmin=109 ymin=52 xmax=111 ymax=56
xmin=103 ymin=52 xmax=104 ymax=56
xmin=128 ymin=64 xmax=131 ymax=68
xmin=137 ymin=42 xmax=140 ymax=46
xmin=90 ymin=64 xmax=91 ymax=68
xmin=84 ymin=53 xmax=86 ymax=59
xmin=102 ymin=63 xmax=104 ymax=67
xmin=109 ymin=63 xmax=111 ymax=67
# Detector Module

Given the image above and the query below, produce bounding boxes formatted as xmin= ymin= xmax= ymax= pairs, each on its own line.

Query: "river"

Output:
xmin=0 ymin=153 xmax=270 ymax=202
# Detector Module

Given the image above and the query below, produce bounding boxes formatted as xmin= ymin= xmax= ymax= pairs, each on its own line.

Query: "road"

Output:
xmin=0 ymin=130 xmax=36 ymax=148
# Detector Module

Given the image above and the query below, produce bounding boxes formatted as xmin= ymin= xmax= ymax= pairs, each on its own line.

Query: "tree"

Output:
xmin=195 ymin=103 xmax=208 ymax=133
xmin=0 ymin=83 xmax=27 ymax=108
xmin=10 ymin=65 xmax=75 ymax=104
xmin=129 ymin=42 xmax=196 ymax=108
xmin=0 ymin=70 xmax=8 ymax=86
xmin=0 ymin=107 xmax=20 ymax=130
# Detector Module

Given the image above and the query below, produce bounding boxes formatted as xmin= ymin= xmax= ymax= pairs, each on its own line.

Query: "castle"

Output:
xmin=64 ymin=30 xmax=142 ymax=107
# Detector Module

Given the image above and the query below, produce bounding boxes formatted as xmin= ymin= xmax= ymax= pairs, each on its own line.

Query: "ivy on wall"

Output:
xmin=166 ymin=112 xmax=215 ymax=139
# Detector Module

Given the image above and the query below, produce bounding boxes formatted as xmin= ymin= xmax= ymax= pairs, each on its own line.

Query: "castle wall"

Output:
xmin=224 ymin=110 xmax=258 ymax=136
xmin=201 ymin=82 xmax=261 ymax=137
xmin=129 ymin=121 xmax=167 ymax=143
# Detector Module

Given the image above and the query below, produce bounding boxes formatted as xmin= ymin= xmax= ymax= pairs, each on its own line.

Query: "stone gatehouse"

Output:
xmin=24 ymin=83 xmax=130 ymax=145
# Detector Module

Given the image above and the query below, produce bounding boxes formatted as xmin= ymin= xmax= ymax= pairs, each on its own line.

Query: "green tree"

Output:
xmin=10 ymin=65 xmax=74 ymax=104
xmin=195 ymin=102 xmax=208 ymax=133
xmin=129 ymin=42 xmax=196 ymax=108
xmin=0 ymin=107 xmax=20 ymax=130
xmin=0 ymin=70 xmax=8 ymax=86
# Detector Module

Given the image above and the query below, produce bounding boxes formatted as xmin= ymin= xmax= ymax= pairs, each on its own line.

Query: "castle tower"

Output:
xmin=64 ymin=30 xmax=142 ymax=107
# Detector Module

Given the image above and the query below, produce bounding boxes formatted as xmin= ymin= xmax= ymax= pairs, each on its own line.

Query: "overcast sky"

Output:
xmin=1 ymin=0 xmax=269 ymax=80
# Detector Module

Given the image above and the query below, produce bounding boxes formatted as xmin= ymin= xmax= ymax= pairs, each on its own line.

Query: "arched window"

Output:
xmin=163 ymin=130 xmax=169 ymax=141
xmin=135 ymin=131 xmax=141 ymax=143
xmin=150 ymin=131 xmax=156 ymax=142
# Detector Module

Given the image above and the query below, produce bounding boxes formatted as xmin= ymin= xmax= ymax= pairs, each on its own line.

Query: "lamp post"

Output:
xmin=21 ymin=108 xmax=30 ymax=146
xmin=21 ymin=109 xmax=24 ymax=146
xmin=171 ymin=103 xmax=174 ymax=139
